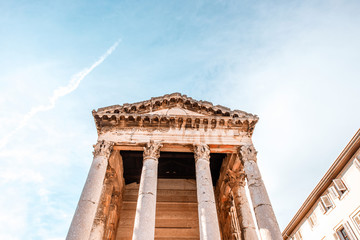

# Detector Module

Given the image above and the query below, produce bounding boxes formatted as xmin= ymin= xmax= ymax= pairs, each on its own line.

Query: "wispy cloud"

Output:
xmin=0 ymin=39 xmax=121 ymax=149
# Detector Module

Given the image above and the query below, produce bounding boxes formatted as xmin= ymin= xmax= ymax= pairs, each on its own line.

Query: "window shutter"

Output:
xmin=318 ymin=202 xmax=326 ymax=214
xmin=321 ymin=195 xmax=333 ymax=208
xmin=330 ymin=186 xmax=340 ymax=199
xmin=343 ymin=222 xmax=356 ymax=240
xmin=333 ymin=179 xmax=347 ymax=191
xmin=311 ymin=212 xmax=317 ymax=225
xmin=294 ymin=231 xmax=302 ymax=240
xmin=355 ymin=157 xmax=360 ymax=170
xmin=354 ymin=214 xmax=360 ymax=227
xmin=308 ymin=216 xmax=314 ymax=228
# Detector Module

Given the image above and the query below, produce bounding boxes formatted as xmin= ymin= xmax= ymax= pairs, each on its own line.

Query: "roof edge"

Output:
xmin=93 ymin=92 xmax=258 ymax=119
xmin=282 ymin=129 xmax=360 ymax=238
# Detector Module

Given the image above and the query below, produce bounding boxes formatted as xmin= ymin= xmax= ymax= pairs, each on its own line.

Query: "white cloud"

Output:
xmin=0 ymin=39 xmax=121 ymax=150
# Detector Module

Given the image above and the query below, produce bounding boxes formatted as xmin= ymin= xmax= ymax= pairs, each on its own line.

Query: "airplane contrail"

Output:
xmin=0 ymin=39 xmax=121 ymax=150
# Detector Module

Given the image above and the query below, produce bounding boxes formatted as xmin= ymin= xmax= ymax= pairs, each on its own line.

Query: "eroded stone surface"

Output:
xmin=132 ymin=141 xmax=162 ymax=240
xmin=194 ymin=144 xmax=221 ymax=240
xmin=239 ymin=145 xmax=282 ymax=240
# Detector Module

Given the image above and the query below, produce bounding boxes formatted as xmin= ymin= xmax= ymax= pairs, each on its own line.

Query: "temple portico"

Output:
xmin=66 ymin=93 xmax=282 ymax=240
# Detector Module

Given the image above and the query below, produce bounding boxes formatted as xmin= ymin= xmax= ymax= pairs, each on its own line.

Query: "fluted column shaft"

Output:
xmin=239 ymin=145 xmax=282 ymax=240
xmin=132 ymin=141 xmax=162 ymax=240
xmin=194 ymin=144 xmax=221 ymax=240
xmin=66 ymin=140 xmax=113 ymax=240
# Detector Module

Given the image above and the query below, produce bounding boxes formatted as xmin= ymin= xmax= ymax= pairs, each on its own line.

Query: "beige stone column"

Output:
xmin=239 ymin=145 xmax=282 ymax=240
xmin=225 ymin=169 xmax=258 ymax=239
xmin=89 ymin=171 xmax=114 ymax=240
xmin=66 ymin=140 xmax=114 ymax=240
xmin=194 ymin=144 xmax=221 ymax=240
xmin=132 ymin=141 xmax=162 ymax=240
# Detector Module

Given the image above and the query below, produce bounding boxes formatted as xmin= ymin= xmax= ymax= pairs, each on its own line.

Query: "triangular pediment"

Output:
xmin=94 ymin=93 xmax=256 ymax=119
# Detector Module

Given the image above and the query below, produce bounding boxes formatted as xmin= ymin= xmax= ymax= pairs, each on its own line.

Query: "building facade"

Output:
xmin=283 ymin=129 xmax=360 ymax=240
xmin=66 ymin=93 xmax=282 ymax=240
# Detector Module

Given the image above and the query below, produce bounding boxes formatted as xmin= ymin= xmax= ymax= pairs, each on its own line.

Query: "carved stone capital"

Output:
xmin=105 ymin=167 xmax=117 ymax=180
xmin=143 ymin=140 xmax=163 ymax=160
xmin=193 ymin=144 xmax=210 ymax=162
xmin=238 ymin=145 xmax=257 ymax=163
xmin=93 ymin=140 xmax=114 ymax=159
xmin=224 ymin=169 xmax=246 ymax=189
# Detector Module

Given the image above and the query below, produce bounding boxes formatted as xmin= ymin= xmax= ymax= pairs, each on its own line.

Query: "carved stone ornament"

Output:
xmin=224 ymin=169 xmax=246 ymax=189
xmin=143 ymin=140 xmax=163 ymax=160
xmin=193 ymin=144 xmax=210 ymax=162
xmin=93 ymin=140 xmax=114 ymax=159
xmin=238 ymin=145 xmax=257 ymax=163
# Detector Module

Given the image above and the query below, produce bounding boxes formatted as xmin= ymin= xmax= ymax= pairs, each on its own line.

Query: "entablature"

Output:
xmin=94 ymin=113 xmax=257 ymax=135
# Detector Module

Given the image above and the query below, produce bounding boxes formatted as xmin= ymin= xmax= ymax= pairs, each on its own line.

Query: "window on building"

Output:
xmin=330 ymin=186 xmax=340 ymax=199
xmin=333 ymin=178 xmax=348 ymax=197
xmin=355 ymin=156 xmax=360 ymax=170
xmin=320 ymin=195 xmax=334 ymax=213
xmin=336 ymin=227 xmax=351 ymax=240
xmin=353 ymin=211 xmax=360 ymax=231
xmin=293 ymin=230 xmax=302 ymax=240
xmin=308 ymin=212 xmax=317 ymax=228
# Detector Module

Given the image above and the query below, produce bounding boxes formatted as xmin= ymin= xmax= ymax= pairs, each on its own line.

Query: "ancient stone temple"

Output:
xmin=66 ymin=93 xmax=282 ymax=240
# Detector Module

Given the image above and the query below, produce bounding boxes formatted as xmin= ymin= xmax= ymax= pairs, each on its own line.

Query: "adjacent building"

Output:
xmin=66 ymin=93 xmax=282 ymax=240
xmin=283 ymin=129 xmax=360 ymax=240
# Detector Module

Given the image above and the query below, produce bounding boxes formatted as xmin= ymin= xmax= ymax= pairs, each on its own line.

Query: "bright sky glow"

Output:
xmin=0 ymin=1 xmax=359 ymax=239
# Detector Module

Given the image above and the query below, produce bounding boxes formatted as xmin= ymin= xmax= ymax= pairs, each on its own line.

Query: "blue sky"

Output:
xmin=0 ymin=0 xmax=359 ymax=239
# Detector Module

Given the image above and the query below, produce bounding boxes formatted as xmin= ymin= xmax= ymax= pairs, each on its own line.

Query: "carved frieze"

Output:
xmin=143 ymin=140 xmax=163 ymax=160
xmin=193 ymin=144 xmax=210 ymax=162
xmin=238 ymin=145 xmax=257 ymax=163
xmin=93 ymin=140 xmax=114 ymax=159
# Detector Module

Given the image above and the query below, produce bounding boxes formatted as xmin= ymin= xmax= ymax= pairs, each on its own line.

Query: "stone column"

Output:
xmin=89 ymin=170 xmax=114 ymax=240
xmin=239 ymin=145 xmax=282 ymax=240
xmin=225 ymin=169 xmax=258 ymax=240
xmin=194 ymin=144 xmax=221 ymax=240
xmin=132 ymin=141 xmax=162 ymax=240
xmin=66 ymin=140 xmax=114 ymax=240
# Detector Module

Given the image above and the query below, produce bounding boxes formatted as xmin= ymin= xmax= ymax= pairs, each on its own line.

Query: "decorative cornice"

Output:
xmin=93 ymin=140 xmax=114 ymax=159
xmin=194 ymin=144 xmax=210 ymax=162
xmin=238 ymin=145 xmax=257 ymax=163
xmin=94 ymin=93 xmax=257 ymax=119
xmin=143 ymin=140 xmax=163 ymax=160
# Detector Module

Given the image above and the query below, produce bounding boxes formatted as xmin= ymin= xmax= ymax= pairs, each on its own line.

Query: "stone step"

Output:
xmin=116 ymin=226 xmax=199 ymax=239
xmin=124 ymin=188 xmax=197 ymax=196
xmin=121 ymin=201 xmax=198 ymax=211
xmin=116 ymin=179 xmax=199 ymax=240
xmin=123 ymin=194 xmax=197 ymax=203
xmin=118 ymin=209 xmax=199 ymax=220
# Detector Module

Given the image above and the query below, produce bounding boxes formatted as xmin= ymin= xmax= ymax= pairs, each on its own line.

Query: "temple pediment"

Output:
xmin=92 ymin=93 xmax=259 ymax=135
xmin=94 ymin=92 xmax=256 ymax=119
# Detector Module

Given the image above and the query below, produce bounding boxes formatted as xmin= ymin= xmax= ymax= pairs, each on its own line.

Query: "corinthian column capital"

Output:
xmin=193 ymin=144 xmax=210 ymax=162
xmin=93 ymin=140 xmax=114 ymax=159
xmin=143 ymin=140 xmax=163 ymax=160
xmin=238 ymin=145 xmax=257 ymax=163
xmin=224 ymin=169 xmax=246 ymax=189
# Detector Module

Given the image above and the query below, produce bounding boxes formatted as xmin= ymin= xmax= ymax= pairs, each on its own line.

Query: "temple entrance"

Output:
xmin=115 ymin=151 xmax=224 ymax=240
